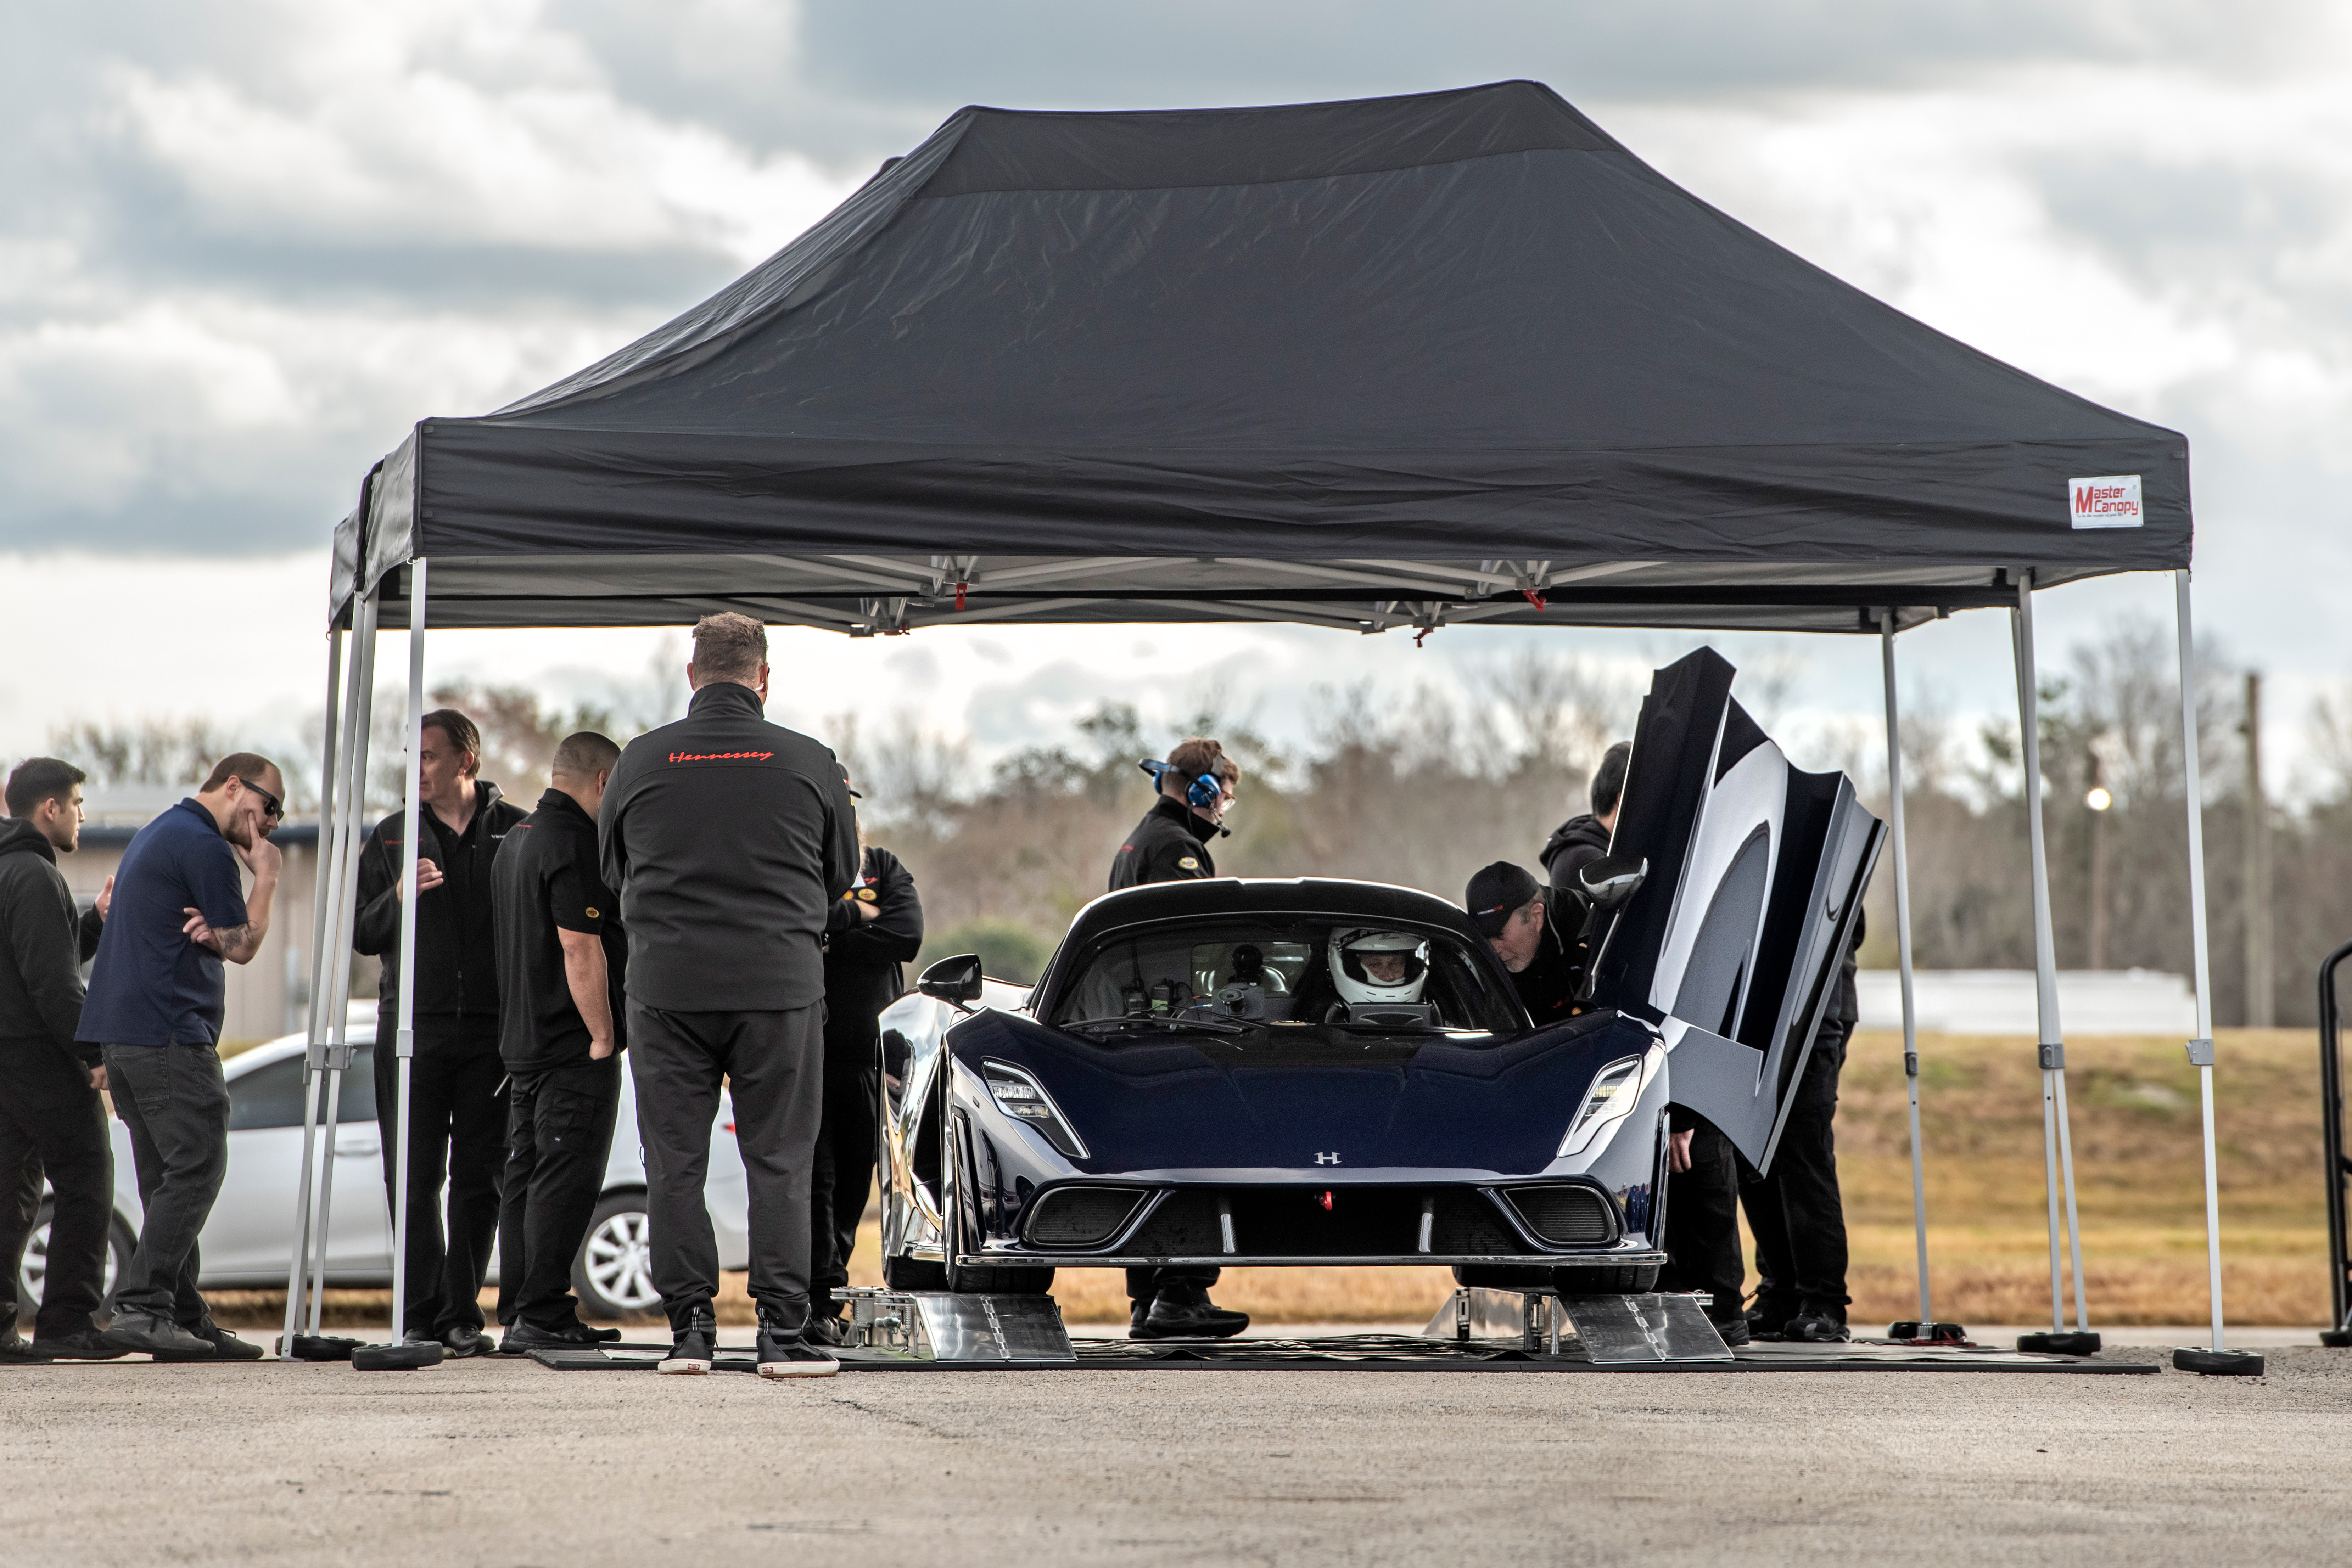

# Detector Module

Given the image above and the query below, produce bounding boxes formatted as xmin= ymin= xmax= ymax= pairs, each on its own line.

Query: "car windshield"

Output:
xmin=1049 ymin=916 xmax=1521 ymax=1039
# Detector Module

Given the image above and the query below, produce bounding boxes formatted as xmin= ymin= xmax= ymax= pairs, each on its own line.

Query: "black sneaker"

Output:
xmin=1785 ymin=1313 xmax=1852 ymax=1343
xmin=755 ymin=1311 xmax=839 ymax=1379
xmin=1130 ymin=1301 xmax=1149 ymax=1334
xmin=1132 ymin=1293 xmax=1250 ymax=1341
xmin=659 ymin=1305 xmax=716 ymax=1375
xmin=439 ymin=1323 xmax=493 ymax=1359
xmin=29 ymin=1329 xmax=131 ymax=1361
xmin=803 ymin=1314 xmax=852 ymax=1348
xmin=1 ymin=1324 xmax=40 ymax=1361
xmin=181 ymin=1319 xmax=265 ymax=1361
xmin=500 ymin=1320 xmax=606 ymax=1354
xmin=1711 ymin=1315 xmax=1752 ymax=1348
xmin=102 ymin=1309 xmax=217 ymax=1359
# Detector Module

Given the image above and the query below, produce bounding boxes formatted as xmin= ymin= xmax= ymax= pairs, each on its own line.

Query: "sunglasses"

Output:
xmin=238 ymin=779 xmax=285 ymax=822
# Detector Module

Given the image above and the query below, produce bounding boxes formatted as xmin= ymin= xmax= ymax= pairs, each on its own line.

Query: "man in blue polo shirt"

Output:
xmin=80 ymin=753 xmax=284 ymax=1360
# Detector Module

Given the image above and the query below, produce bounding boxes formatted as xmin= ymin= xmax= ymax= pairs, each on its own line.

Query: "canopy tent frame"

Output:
xmin=274 ymin=79 xmax=2235 ymax=1362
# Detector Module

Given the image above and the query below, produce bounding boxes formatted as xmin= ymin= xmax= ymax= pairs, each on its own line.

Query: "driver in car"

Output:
xmin=1327 ymin=928 xmax=1430 ymax=1018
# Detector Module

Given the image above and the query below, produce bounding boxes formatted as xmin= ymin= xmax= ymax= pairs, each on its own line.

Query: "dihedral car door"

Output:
xmin=1589 ymin=649 xmax=1886 ymax=1172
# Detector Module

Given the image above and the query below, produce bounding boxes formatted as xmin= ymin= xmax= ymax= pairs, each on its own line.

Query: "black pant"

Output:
xmin=1657 ymin=1119 xmax=1744 ymax=1321
xmin=495 ymin=1056 xmax=620 ymax=1330
xmin=1127 ymin=1266 xmax=1222 ymax=1307
xmin=808 ymin=1021 xmax=878 ymax=1319
xmin=1742 ymin=1027 xmax=1851 ymax=1325
xmin=102 ymin=1044 xmax=229 ymax=1325
xmin=0 ymin=1051 xmax=112 ymax=1337
xmin=629 ymin=1001 xmax=823 ymax=1333
xmin=374 ymin=1022 xmax=507 ymax=1336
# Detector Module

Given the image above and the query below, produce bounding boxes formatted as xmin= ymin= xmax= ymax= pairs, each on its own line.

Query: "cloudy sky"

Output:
xmin=5 ymin=1 xmax=2349 ymax=795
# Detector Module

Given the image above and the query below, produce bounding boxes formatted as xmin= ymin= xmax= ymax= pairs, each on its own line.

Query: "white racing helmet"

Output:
xmin=1328 ymin=927 xmax=1429 ymax=1005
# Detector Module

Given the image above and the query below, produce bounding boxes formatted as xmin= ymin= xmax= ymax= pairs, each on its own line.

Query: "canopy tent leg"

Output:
xmin=279 ymin=627 xmax=344 ymax=1354
xmin=2012 ymin=575 xmax=2098 ymax=1354
xmin=306 ymin=596 xmax=379 ymax=1338
xmin=2171 ymin=571 xmax=2263 ymax=1373
xmin=1878 ymin=613 xmax=1948 ymax=1340
xmin=362 ymin=559 xmax=438 ymax=1370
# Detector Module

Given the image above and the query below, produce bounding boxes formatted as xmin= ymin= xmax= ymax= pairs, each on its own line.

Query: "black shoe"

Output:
xmin=1744 ymin=1308 xmax=1788 ymax=1343
xmin=1785 ymin=1313 xmax=1852 ymax=1344
xmin=755 ymin=1310 xmax=839 ymax=1379
xmin=500 ymin=1320 xmax=606 ymax=1354
xmin=1132 ymin=1294 xmax=1250 ymax=1341
xmin=174 ymin=1319 xmax=264 ymax=1361
xmin=803 ymin=1314 xmax=851 ymax=1348
xmin=1130 ymin=1301 xmax=1149 ymax=1333
xmin=587 ymin=1325 xmax=622 ymax=1343
xmin=102 ymin=1309 xmax=216 ymax=1359
xmin=1 ymin=1324 xmax=40 ymax=1361
xmin=439 ymin=1323 xmax=493 ymax=1359
xmin=1711 ymin=1315 xmax=1752 ymax=1348
xmin=29 ymin=1329 xmax=130 ymax=1361
xmin=659 ymin=1305 xmax=716 ymax=1375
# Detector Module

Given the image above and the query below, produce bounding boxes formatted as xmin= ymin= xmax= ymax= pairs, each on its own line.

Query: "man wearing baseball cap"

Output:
xmin=1462 ymin=861 xmax=1584 ymax=1025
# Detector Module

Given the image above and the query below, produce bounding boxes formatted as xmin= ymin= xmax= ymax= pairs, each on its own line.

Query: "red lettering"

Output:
xmin=667 ymin=750 xmax=776 ymax=762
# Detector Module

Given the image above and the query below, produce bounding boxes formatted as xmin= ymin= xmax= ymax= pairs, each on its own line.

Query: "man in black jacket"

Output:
xmin=0 ymin=759 xmax=118 ymax=1362
xmin=492 ymin=731 xmax=627 ymax=1351
xmin=806 ymin=805 xmax=922 ymax=1341
xmin=1539 ymin=741 xmax=1629 ymax=897
xmin=1106 ymin=736 xmax=1248 ymax=1341
xmin=600 ymin=613 xmax=858 ymax=1379
xmin=1462 ymin=861 xmax=1584 ymax=1026
xmin=353 ymin=708 xmax=527 ymax=1356
xmin=1742 ymin=911 xmax=1864 ymax=1343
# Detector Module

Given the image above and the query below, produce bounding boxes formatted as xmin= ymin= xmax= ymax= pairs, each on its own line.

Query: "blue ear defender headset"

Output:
xmin=1139 ymin=758 xmax=1224 ymax=809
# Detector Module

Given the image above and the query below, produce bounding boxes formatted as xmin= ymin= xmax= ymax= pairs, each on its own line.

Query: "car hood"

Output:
xmin=954 ymin=1010 xmax=1651 ymax=1178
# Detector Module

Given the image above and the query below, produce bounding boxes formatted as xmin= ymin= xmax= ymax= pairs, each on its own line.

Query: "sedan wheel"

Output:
xmin=572 ymin=1193 xmax=662 ymax=1319
xmin=17 ymin=1203 xmax=131 ymax=1317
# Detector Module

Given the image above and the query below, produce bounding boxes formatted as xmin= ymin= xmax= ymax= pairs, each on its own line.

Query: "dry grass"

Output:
xmin=205 ymin=1029 xmax=2337 ymax=1332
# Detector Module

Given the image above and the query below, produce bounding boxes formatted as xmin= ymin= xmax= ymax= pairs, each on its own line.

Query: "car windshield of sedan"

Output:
xmin=1048 ymin=917 xmax=1521 ymax=1038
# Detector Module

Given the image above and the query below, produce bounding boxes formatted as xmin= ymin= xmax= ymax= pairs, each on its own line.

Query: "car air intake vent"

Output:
xmin=1506 ymin=1185 xmax=1614 ymax=1246
xmin=1025 ymin=1186 xmax=1147 ymax=1248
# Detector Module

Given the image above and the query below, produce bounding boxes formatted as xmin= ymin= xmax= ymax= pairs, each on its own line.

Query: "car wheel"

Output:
xmin=17 ymin=1203 xmax=134 ymax=1322
xmin=883 ymin=1253 xmax=947 ymax=1291
xmin=1551 ymin=1263 xmax=1661 ymax=1294
xmin=572 ymin=1192 xmax=663 ymax=1320
xmin=938 ymin=1123 xmax=1053 ymax=1296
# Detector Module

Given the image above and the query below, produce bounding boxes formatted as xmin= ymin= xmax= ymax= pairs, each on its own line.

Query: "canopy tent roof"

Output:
xmin=338 ymin=80 xmax=2189 ymax=636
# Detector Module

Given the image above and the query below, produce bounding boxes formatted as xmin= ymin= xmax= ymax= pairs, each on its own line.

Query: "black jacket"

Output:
xmin=0 ymin=818 xmax=105 ymax=1070
xmin=822 ymin=845 xmax=924 ymax=1044
xmin=1540 ymin=813 xmax=1612 ymax=895
xmin=599 ymin=681 xmax=859 ymax=1012
xmin=354 ymin=780 xmax=527 ymax=1033
xmin=1108 ymin=795 xmax=1220 ymax=889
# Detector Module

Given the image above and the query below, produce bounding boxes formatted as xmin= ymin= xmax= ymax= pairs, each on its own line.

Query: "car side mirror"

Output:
xmin=918 ymin=954 xmax=985 ymax=1008
xmin=1579 ymin=854 xmax=1648 ymax=912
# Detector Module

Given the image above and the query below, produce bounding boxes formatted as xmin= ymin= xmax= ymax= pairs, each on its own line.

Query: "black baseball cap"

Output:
xmin=1465 ymin=861 xmax=1541 ymax=937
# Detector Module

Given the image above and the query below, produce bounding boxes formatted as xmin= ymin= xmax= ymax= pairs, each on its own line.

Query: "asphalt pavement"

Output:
xmin=5 ymin=1339 xmax=2347 ymax=1566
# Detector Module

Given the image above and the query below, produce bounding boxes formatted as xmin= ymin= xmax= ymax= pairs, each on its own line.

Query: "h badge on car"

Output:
xmin=1314 ymin=1151 xmax=1342 ymax=1165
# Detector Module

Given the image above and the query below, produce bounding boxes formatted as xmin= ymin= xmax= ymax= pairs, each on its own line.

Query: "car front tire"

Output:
xmin=16 ymin=1202 xmax=135 ymax=1323
xmin=572 ymin=1192 xmax=663 ymax=1320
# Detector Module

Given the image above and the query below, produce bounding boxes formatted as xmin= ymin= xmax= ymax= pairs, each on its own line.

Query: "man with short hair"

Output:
xmin=0 ymin=758 xmax=119 ymax=1361
xmin=492 ymin=731 xmax=628 ymax=1352
xmin=1462 ymin=861 xmax=1583 ymax=1026
xmin=1541 ymin=741 xmax=1630 ymax=896
xmin=81 ymin=754 xmax=284 ymax=1359
xmin=353 ymin=708 xmax=526 ymax=1356
xmin=1107 ymin=737 xmax=1249 ymax=1341
xmin=600 ymin=613 xmax=858 ymax=1378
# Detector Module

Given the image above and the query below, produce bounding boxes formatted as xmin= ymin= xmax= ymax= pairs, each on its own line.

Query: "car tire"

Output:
xmin=1551 ymin=1263 xmax=1661 ymax=1294
xmin=883 ymin=1253 xmax=947 ymax=1291
xmin=16 ymin=1202 xmax=135 ymax=1323
xmin=571 ymin=1192 xmax=663 ymax=1321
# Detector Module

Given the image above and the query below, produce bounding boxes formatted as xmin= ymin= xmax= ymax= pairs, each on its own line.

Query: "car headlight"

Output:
xmin=981 ymin=1060 xmax=1089 ymax=1159
xmin=1558 ymin=1052 xmax=1652 ymax=1158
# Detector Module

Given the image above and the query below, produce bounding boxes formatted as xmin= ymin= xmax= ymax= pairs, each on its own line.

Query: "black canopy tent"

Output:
xmin=285 ymin=81 xmax=2247 ymax=1370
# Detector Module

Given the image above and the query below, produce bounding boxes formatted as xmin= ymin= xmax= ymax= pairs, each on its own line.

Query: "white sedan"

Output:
xmin=15 ymin=1013 xmax=750 ymax=1321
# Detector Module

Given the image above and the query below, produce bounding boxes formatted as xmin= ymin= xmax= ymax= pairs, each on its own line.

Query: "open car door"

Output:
xmin=1587 ymin=648 xmax=1885 ymax=1172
